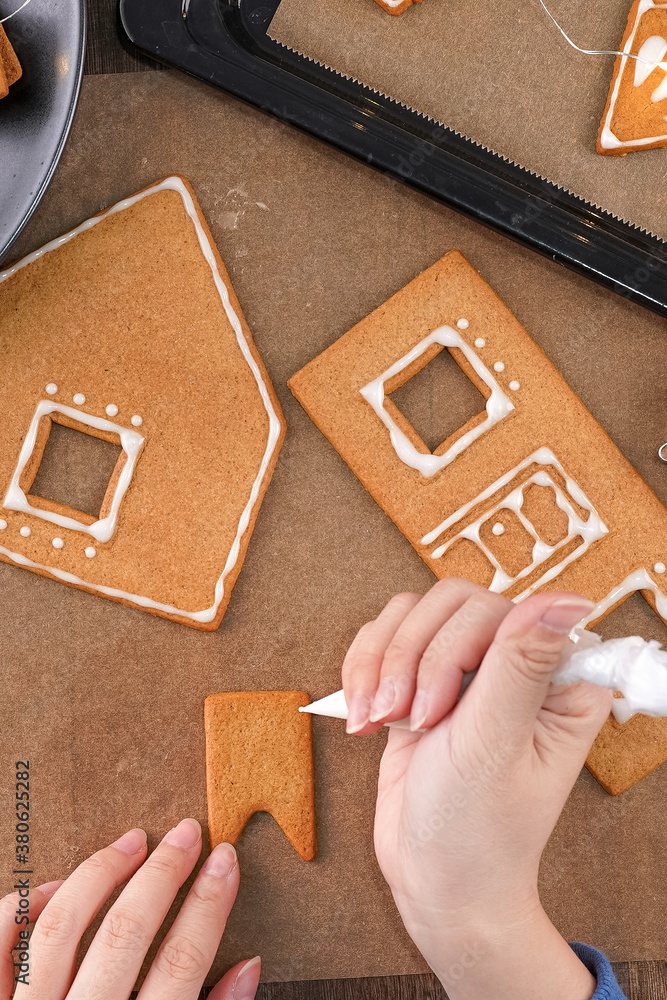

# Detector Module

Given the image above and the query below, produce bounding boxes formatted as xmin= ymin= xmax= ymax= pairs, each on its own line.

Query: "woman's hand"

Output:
xmin=1 ymin=818 xmax=260 ymax=1000
xmin=342 ymin=578 xmax=612 ymax=1000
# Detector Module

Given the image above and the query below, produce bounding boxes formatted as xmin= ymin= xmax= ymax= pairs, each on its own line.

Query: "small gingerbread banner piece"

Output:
xmin=205 ymin=691 xmax=316 ymax=860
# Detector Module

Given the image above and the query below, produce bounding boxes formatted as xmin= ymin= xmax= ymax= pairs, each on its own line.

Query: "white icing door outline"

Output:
xmin=3 ymin=400 xmax=144 ymax=543
xmin=421 ymin=447 xmax=608 ymax=599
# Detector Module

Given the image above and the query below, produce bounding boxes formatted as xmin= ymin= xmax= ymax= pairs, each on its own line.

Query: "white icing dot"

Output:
xmin=45 ymin=383 xmax=57 ymax=395
xmin=509 ymin=380 xmax=520 ymax=391
xmin=19 ymin=526 xmax=31 ymax=537
xmin=494 ymin=362 xmax=505 ymax=373
xmin=85 ymin=546 xmax=97 ymax=558
xmin=0 ymin=519 xmax=6 ymax=530
xmin=131 ymin=414 xmax=143 ymax=427
xmin=655 ymin=562 xmax=666 ymax=574
xmin=52 ymin=537 xmax=64 ymax=549
xmin=474 ymin=338 xmax=485 ymax=348
xmin=105 ymin=404 xmax=118 ymax=417
xmin=73 ymin=393 xmax=86 ymax=405
xmin=456 ymin=318 xmax=469 ymax=330
xmin=492 ymin=522 xmax=505 ymax=536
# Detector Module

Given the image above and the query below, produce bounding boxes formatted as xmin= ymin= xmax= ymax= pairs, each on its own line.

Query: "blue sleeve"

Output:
xmin=569 ymin=943 xmax=628 ymax=999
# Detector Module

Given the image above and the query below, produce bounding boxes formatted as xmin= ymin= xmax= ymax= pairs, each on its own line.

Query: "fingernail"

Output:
xmin=37 ymin=880 xmax=63 ymax=896
xmin=410 ymin=689 xmax=429 ymax=731
xmin=203 ymin=842 xmax=237 ymax=877
xmin=163 ymin=818 xmax=201 ymax=849
xmin=539 ymin=599 xmax=595 ymax=634
xmin=233 ymin=956 xmax=262 ymax=1000
xmin=346 ymin=692 xmax=371 ymax=734
xmin=111 ymin=828 xmax=148 ymax=855
xmin=369 ymin=677 xmax=396 ymax=722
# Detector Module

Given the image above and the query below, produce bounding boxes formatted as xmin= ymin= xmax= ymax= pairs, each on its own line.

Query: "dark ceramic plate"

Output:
xmin=0 ymin=0 xmax=85 ymax=263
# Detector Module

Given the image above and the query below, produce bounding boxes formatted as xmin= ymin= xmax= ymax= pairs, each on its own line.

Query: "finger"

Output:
xmin=68 ymin=818 xmax=202 ymax=1000
xmin=14 ymin=829 xmax=147 ymax=1000
xmin=409 ymin=588 xmax=511 ymax=731
xmin=472 ymin=591 xmax=595 ymax=743
xmin=342 ymin=592 xmax=420 ymax=734
xmin=138 ymin=842 xmax=239 ymax=1000
xmin=369 ymin=578 xmax=488 ymax=724
xmin=206 ymin=956 xmax=261 ymax=1000
xmin=0 ymin=880 xmax=62 ymax=998
xmin=538 ymin=681 xmax=613 ymax=760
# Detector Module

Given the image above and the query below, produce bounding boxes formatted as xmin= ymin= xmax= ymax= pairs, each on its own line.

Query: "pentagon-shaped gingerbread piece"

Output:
xmin=0 ymin=176 xmax=285 ymax=629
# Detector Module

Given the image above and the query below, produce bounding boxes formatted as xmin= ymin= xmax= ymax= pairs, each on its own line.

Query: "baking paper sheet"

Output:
xmin=269 ymin=0 xmax=667 ymax=239
xmin=2 ymin=71 xmax=667 ymax=982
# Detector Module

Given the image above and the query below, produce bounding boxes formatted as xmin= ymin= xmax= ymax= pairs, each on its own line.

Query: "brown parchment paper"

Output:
xmin=2 ymin=70 xmax=667 ymax=981
xmin=269 ymin=0 xmax=667 ymax=240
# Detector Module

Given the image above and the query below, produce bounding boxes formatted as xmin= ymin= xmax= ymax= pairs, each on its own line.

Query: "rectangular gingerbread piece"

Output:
xmin=289 ymin=249 xmax=667 ymax=794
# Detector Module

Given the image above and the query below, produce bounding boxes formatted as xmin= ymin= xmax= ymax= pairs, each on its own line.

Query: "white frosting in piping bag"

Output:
xmin=301 ymin=628 xmax=667 ymax=728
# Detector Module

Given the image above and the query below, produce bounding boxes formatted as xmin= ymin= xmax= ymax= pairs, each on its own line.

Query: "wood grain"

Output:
xmin=85 ymin=0 xmax=660 ymax=994
xmin=85 ymin=0 xmax=161 ymax=75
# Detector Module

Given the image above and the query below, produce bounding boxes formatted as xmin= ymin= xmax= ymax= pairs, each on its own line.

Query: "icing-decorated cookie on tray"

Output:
xmin=598 ymin=0 xmax=667 ymax=154
xmin=374 ymin=0 xmax=422 ymax=15
xmin=289 ymin=249 xmax=667 ymax=794
xmin=0 ymin=176 xmax=285 ymax=630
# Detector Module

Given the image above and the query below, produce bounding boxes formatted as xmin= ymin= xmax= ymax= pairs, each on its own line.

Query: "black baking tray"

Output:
xmin=120 ymin=0 xmax=667 ymax=318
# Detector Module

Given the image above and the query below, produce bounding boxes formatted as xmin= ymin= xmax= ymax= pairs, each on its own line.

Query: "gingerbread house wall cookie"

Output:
xmin=289 ymin=250 xmax=667 ymax=792
xmin=0 ymin=176 xmax=285 ymax=630
xmin=598 ymin=0 xmax=667 ymax=154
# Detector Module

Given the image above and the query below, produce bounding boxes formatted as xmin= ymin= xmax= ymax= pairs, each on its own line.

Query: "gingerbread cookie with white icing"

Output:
xmin=0 ymin=176 xmax=285 ymax=629
xmin=0 ymin=24 xmax=22 ymax=99
xmin=374 ymin=0 xmax=421 ymax=16
xmin=289 ymin=249 xmax=667 ymax=793
xmin=598 ymin=0 xmax=667 ymax=154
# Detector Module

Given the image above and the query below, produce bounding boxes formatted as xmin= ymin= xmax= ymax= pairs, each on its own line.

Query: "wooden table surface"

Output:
xmin=70 ymin=3 xmax=666 ymax=997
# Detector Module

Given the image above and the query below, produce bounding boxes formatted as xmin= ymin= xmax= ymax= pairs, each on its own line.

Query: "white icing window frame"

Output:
xmin=3 ymin=400 xmax=144 ymax=543
xmin=599 ymin=0 xmax=667 ymax=151
xmin=360 ymin=325 xmax=514 ymax=478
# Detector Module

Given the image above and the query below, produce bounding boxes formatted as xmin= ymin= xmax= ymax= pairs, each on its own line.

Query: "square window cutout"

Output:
xmin=360 ymin=326 xmax=514 ymax=478
xmin=30 ymin=422 xmax=122 ymax=519
xmin=389 ymin=346 xmax=489 ymax=453
xmin=3 ymin=400 xmax=144 ymax=543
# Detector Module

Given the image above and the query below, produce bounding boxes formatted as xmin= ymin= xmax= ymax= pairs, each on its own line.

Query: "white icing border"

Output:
xmin=360 ymin=325 xmax=514 ymax=478
xmin=421 ymin=447 xmax=608 ymax=600
xmin=600 ymin=0 xmax=667 ymax=150
xmin=0 ymin=176 xmax=283 ymax=624
xmin=4 ymin=400 xmax=144 ymax=543
xmin=579 ymin=567 xmax=667 ymax=626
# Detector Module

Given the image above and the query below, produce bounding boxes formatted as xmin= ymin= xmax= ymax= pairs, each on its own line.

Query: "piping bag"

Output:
xmin=300 ymin=631 xmax=667 ymax=729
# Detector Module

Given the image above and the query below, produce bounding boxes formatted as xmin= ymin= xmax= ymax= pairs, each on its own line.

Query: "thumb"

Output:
xmin=472 ymin=592 xmax=595 ymax=740
xmin=207 ymin=956 xmax=261 ymax=1000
